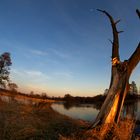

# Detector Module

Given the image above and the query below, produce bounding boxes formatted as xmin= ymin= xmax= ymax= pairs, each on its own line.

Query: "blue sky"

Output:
xmin=0 ymin=0 xmax=139 ymax=96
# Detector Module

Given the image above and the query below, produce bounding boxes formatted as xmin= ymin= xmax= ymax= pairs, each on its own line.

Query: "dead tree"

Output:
xmin=136 ymin=9 xmax=140 ymax=19
xmin=91 ymin=9 xmax=140 ymax=127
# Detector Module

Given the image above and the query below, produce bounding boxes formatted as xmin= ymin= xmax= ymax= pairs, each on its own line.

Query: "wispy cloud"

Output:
xmin=10 ymin=68 xmax=50 ymax=94
xmin=25 ymin=70 xmax=43 ymax=77
xmin=51 ymin=49 xmax=69 ymax=59
xmin=11 ymin=68 xmax=49 ymax=81
xmin=30 ymin=49 xmax=48 ymax=56
xmin=54 ymin=71 xmax=73 ymax=79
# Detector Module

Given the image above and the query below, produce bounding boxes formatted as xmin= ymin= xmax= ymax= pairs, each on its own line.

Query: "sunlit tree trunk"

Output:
xmin=91 ymin=9 xmax=140 ymax=128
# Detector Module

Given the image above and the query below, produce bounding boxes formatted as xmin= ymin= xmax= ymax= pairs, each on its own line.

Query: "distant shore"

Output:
xmin=0 ymin=89 xmax=137 ymax=139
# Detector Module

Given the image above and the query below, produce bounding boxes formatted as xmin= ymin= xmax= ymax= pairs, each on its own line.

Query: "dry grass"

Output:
xmin=0 ymin=95 xmax=88 ymax=140
xmin=0 ymin=91 xmax=55 ymax=103
xmin=60 ymin=119 xmax=135 ymax=140
xmin=0 ymin=94 xmax=135 ymax=140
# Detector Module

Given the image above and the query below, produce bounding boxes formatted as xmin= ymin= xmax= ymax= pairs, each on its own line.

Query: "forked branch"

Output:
xmin=128 ymin=9 xmax=140 ymax=75
xmin=128 ymin=43 xmax=140 ymax=76
xmin=97 ymin=9 xmax=121 ymax=61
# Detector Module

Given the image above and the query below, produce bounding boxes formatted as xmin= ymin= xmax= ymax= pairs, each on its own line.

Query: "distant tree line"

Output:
xmin=104 ymin=81 xmax=139 ymax=96
xmin=63 ymin=94 xmax=105 ymax=103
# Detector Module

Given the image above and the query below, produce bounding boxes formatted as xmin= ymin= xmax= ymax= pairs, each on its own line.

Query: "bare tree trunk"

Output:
xmin=91 ymin=9 xmax=140 ymax=128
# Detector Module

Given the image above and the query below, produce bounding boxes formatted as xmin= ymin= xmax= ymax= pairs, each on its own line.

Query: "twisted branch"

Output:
xmin=97 ymin=9 xmax=121 ymax=61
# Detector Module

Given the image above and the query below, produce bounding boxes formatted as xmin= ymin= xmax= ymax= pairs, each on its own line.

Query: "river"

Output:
xmin=52 ymin=100 xmax=140 ymax=122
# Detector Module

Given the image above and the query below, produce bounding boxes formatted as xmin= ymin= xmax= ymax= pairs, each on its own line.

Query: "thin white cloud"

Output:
xmin=30 ymin=49 xmax=48 ymax=56
xmin=11 ymin=68 xmax=49 ymax=80
xmin=10 ymin=68 xmax=50 ymax=92
xmin=11 ymin=68 xmax=25 ymax=77
xmin=54 ymin=71 xmax=73 ymax=79
xmin=51 ymin=49 xmax=69 ymax=58
xmin=25 ymin=70 xmax=43 ymax=77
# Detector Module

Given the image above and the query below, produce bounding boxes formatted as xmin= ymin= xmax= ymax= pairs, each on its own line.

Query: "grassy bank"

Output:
xmin=0 ymin=96 xmax=88 ymax=140
xmin=0 ymin=91 xmax=136 ymax=140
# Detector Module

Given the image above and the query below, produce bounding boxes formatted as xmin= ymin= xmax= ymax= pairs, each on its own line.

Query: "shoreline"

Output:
xmin=0 ymin=91 xmax=138 ymax=139
xmin=0 ymin=94 xmax=89 ymax=139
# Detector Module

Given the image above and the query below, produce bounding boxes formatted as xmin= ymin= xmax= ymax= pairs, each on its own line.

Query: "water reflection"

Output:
xmin=63 ymin=102 xmax=102 ymax=110
xmin=122 ymin=101 xmax=138 ymax=119
xmin=1 ymin=94 xmax=139 ymax=122
xmin=52 ymin=100 xmax=139 ymax=122
xmin=52 ymin=102 xmax=99 ymax=121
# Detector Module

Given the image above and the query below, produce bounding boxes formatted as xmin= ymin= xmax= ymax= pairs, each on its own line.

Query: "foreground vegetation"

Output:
xmin=0 ymin=92 xmax=137 ymax=140
xmin=0 ymin=94 xmax=89 ymax=140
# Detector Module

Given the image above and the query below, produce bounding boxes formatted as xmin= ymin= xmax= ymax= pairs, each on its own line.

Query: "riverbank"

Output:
xmin=0 ymin=89 xmax=56 ymax=103
xmin=0 ymin=96 xmax=89 ymax=140
xmin=0 ymin=96 xmax=136 ymax=140
xmin=0 ymin=90 xmax=137 ymax=140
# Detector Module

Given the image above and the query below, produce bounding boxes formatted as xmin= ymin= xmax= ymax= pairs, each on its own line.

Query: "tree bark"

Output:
xmin=136 ymin=9 xmax=140 ymax=19
xmin=90 ymin=9 xmax=140 ymax=128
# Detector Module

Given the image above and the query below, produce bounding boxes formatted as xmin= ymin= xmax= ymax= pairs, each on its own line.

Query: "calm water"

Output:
xmin=52 ymin=103 xmax=99 ymax=121
xmin=52 ymin=100 xmax=140 ymax=122
xmin=1 ymin=94 xmax=140 ymax=122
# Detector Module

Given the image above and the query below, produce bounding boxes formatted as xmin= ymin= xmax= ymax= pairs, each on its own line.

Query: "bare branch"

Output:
xmin=108 ymin=39 xmax=113 ymax=44
xmin=115 ymin=19 xmax=121 ymax=25
xmin=117 ymin=31 xmax=124 ymax=34
xmin=128 ymin=43 xmax=140 ymax=76
xmin=136 ymin=9 xmax=140 ymax=19
xmin=97 ymin=9 xmax=120 ymax=60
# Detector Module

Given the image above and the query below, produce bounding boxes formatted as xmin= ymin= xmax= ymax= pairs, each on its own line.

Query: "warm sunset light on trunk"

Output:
xmin=0 ymin=1 xmax=139 ymax=139
xmin=89 ymin=10 xmax=140 ymax=139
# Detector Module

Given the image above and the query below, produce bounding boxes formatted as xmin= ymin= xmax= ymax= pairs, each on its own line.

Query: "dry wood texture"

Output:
xmin=91 ymin=9 xmax=140 ymax=128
